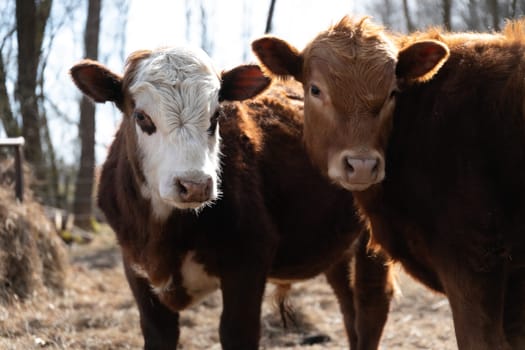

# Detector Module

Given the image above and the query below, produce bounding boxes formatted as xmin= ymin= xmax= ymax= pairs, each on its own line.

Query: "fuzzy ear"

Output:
xmin=396 ymin=40 xmax=449 ymax=83
xmin=70 ymin=59 xmax=124 ymax=106
xmin=252 ymin=36 xmax=303 ymax=82
xmin=219 ymin=65 xmax=271 ymax=101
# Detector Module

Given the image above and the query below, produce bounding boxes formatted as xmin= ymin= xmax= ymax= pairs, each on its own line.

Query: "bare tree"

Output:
xmin=442 ymin=0 xmax=452 ymax=30
xmin=402 ymin=0 xmax=415 ymax=32
xmin=0 ymin=30 xmax=18 ymax=137
xmin=185 ymin=0 xmax=193 ymax=43
xmin=200 ymin=2 xmax=214 ymax=55
xmin=15 ymin=0 xmax=52 ymax=191
xmin=73 ymin=0 xmax=101 ymax=229
xmin=464 ymin=0 xmax=482 ymax=30
xmin=37 ymin=7 xmax=74 ymax=206
xmin=265 ymin=0 xmax=277 ymax=34
xmin=511 ymin=0 xmax=519 ymax=17
xmin=367 ymin=0 xmax=405 ymax=31
xmin=242 ymin=1 xmax=252 ymax=62
xmin=487 ymin=0 xmax=500 ymax=30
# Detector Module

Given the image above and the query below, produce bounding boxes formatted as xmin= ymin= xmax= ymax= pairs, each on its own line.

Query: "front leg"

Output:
xmin=324 ymin=257 xmax=358 ymax=349
xmin=219 ymin=267 xmax=268 ymax=350
xmin=504 ymin=268 xmax=525 ymax=349
xmin=123 ymin=261 xmax=180 ymax=350
xmin=439 ymin=259 xmax=511 ymax=350
xmin=352 ymin=231 xmax=394 ymax=350
xmin=325 ymin=230 xmax=394 ymax=350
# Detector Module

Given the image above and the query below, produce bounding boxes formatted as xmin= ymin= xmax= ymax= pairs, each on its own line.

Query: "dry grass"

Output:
xmin=0 ymin=224 xmax=457 ymax=349
xmin=0 ymin=155 xmax=456 ymax=349
xmin=0 ymin=158 xmax=67 ymax=304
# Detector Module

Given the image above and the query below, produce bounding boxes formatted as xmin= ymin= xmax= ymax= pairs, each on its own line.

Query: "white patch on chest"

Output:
xmin=180 ymin=251 xmax=220 ymax=301
xmin=131 ymin=251 xmax=219 ymax=303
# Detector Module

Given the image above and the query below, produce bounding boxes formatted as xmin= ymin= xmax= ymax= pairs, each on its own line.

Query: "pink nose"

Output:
xmin=175 ymin=177 xmax=212 ymax=203
xmin=344 ymin=156 xmax=379 ymax=184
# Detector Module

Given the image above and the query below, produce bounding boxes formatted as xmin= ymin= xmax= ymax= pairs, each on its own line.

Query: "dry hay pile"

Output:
xmin=0 ymin=158 xmax=68 ymax=303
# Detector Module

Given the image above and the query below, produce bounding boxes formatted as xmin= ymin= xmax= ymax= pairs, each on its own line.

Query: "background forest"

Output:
xmin=1 ymin=0 xmax=525 ymax=229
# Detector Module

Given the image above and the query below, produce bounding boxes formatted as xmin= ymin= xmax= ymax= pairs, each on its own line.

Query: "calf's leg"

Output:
xmin=441 ymin=261 xmax=511 ymax=350
xmin=325 ymin=257 xmax=358 ymax=349
xmin=325 ymin=231 xmax=393 ymax=350
xmin=503 ymin=268 xmax=525 ymax=349
xmin=219 ymin=267 xmax=267 ymax=350
xmin=123 ymin=261 xmax=180 ymax=350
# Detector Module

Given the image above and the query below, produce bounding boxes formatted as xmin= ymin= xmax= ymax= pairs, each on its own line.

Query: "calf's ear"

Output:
xmin=70 ymin=60 xmax=124 ymax=108
xmin=219 ymin=65 xmax=271 ymax=101
xmin=396 ymin=40 xmax=449 ymax=84
xmin=252 ymin=37 xmax=303 ymax=82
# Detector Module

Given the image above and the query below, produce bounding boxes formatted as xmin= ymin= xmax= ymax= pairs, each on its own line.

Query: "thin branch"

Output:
xmin=0 ymin=27 xmax=16 ymax=52
xmin=402 ymin=0 xmax=415 ymax=32
xmin=265 ymin=0 xmax=277 ymax=34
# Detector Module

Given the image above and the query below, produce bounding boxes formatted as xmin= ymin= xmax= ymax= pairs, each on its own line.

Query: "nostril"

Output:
xmin=345 ymin=157 xmax=355 ymax=174
xmin=371 ymin=159 xmax=379 ymax=175
xmin=175 ymin=179 xmax=188 ymax=196
xmin=174 ymin=177 xmax=213 ymax=202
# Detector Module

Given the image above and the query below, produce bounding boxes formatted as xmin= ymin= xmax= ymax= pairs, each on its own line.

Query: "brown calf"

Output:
xmin=253 ymin=16 xmax=525 ymax=350
xmin=70 ymin=46 xmax=394 ymax=350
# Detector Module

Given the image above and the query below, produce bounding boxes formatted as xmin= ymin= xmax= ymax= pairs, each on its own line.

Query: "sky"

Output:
xmin=125 ymin=0 xmax=364 ymax=68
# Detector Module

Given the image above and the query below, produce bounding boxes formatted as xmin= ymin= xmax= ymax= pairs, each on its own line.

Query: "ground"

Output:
xmin=0 ymin=228 xmax=457 ymax=350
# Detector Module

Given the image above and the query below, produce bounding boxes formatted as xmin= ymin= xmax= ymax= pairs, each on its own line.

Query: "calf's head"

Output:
xmin=253 ymin=16 xmax=449 ymax=191
xmin=70 ymin=47 xmax=270 ymax=216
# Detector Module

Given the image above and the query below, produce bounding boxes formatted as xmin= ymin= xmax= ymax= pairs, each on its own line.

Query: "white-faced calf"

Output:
xmin=70 ymin=46 xmax=394 ymax=350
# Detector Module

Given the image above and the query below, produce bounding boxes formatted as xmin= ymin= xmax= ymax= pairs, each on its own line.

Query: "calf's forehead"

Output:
xmin=126 ymin=47 xmax=221 ymax=116
xmin=132 ymin=47 xmax=220 ymax=85
xmin=302 ymin=23 xmax=398 ymax=111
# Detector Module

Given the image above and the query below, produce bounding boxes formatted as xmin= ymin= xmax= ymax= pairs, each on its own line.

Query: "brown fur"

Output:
xmin=253 ymin=16 xmax=525 ymax=350
xmin=72 ymin=53 xmax=395 ymax=350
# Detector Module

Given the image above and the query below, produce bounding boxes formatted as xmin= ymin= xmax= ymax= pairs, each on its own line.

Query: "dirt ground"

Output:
xmin=0 ymin=228 xmax=457 ymax=350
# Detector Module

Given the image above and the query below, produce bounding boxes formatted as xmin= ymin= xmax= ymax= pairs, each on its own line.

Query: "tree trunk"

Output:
xmin=41 ymin=110 xmax=59 ymax=206
xmin=402 ymin=0 xmax=415 ymax=32
xmin=466 ymin=0 xmax=481 ymax=30
xmin=511 ymin=0 xmax=518 ymax=18
xmin=442 ymin=0 xmax=452 ymax=30
xmin=15 ymin=0 xmax=52 ymax=201
xmin=15 ymin=0 xmax=49 ymax=189
xmin=0 ymin=51 xmax=19 ymax=136
xmin=199 ymin=2 xmax=214 ymax=56
xmin=265 ymin=0 xmax=277 ymax=33
xmin=73 ymin=0 xmax=101 ymax=230
xmin=487 ymin=0 xmax=500 ymax=30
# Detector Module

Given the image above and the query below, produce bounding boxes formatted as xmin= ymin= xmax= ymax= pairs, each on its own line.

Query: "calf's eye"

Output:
xmin=310 ymin=84 xmax=321 ymax=97
xmin=389 ymin=89 xmax=398 ymax=100
xmin=133 ymin=110 xmax=156 ymax=135
xmin=134 ymin=111 xmax=146 ymax=121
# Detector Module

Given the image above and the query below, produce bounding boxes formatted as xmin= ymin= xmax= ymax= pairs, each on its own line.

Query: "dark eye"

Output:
xmin=207 ymin=109 xmax=222 ymax=136
xmin=133 ymin=110 xmax=156 ymax=135
xmin=389 ymin=89 xmax=398 ymax=100
xmin=134 ymin=111 xmax=146 ymax=121
xmin=310 ymin=84 xmax=321 ymax=97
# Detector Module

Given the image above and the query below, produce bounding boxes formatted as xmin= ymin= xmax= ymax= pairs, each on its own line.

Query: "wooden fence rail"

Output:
xmin=0 ymin=137 xmax=25 ymax=202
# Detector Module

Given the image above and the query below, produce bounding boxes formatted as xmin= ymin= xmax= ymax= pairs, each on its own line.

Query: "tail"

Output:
xmin=273 ymin=283 xmax=297 ymax=329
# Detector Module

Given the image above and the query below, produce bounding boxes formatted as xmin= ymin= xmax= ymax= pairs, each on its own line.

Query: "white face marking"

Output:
xmin=129 ymin=47 xmax=222 ymax=219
